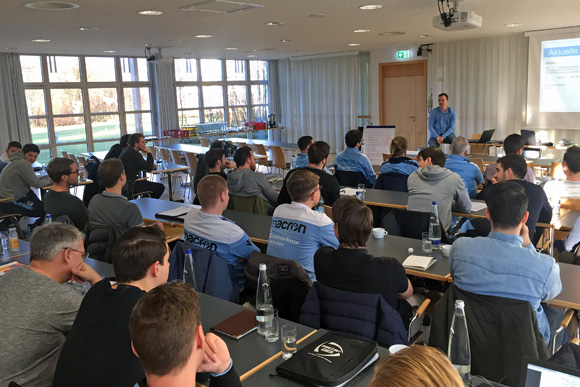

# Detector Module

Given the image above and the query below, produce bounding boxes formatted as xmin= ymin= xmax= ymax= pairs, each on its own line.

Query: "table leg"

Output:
xmin=167 ymin=172 xmax=174 ymax=201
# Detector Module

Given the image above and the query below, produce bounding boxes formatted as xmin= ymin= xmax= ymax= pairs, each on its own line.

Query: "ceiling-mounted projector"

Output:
xmin=145 ymin=48 xmax=174 ymax=64
xmin=433 ymin=11 xmax=482 ymax=31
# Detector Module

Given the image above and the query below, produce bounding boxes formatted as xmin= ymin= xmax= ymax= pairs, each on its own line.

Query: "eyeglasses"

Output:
xmin=310 ymin=185 xmax=322 ymax=197
xmin=63 ymin=247 xmax=89 ymax=259
xmin=66 ymin=170 xmax=79 ymax=175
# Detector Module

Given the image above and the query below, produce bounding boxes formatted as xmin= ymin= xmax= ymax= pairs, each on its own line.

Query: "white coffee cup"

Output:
xmin=441 ymin=244 xmax=452 ymax=257
xmin=389 ymin=344 xmax=408 ymax=355
xmin=372 ymin=228 xmax=388 ymax=239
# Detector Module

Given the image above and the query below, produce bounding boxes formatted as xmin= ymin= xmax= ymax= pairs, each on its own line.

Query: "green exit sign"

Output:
xmin=397 ymin=50 xmax=410 ymax=59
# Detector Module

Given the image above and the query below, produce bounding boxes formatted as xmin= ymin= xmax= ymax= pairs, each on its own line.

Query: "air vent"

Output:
xmin=181 ymin=0 xmax=264 ymax=14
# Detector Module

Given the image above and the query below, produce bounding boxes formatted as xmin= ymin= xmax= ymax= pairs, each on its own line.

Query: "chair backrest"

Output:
xmin=299 ymin=282 xmax=409 ymax=347
xmin=270 ymin=146 xmax=288 ymax=169
xmin=62 ymin=150 xmax=69 ymax=158
xmin=382 ymin=208 xmax=450 ymax=243
xmin=429 ymin=284 xmax=549 ymax=386
xmin=168 ymin=241 xmax=239 ymax=303
xmin=237 ymin=142 xmax=248 ymax=149
xmin=184 ymin=152 xmax=198 ymax=175
xmin=471 ymin=157 xmax=485 ymax=172
xmin=333 ymin=170 xmax=372 ymax=188
xmin=199 ymin=137 xmax=210 ymax=147
xmin=382 ymin=153 xmax=391 ymax=162
xmin=170 ymin=149 xmax=184 ymax=165
xmin=69 ymin=154 xmax=80 ymax=169
xmin=245 ymin=251 xmax=312 ymax=322
xmin=254 ymin=143 xmax=268 ymax=157
xmin=77 ymin=156 xmax=88 ymax=167
xmin=227 ymin=194 xmax=269 ymax=215
xmin=323 ymin=205 xmax=333 ymax=220
xmin=374 ymin=172 xmax=409 ymax=192
xmin=160 ymin=148 xmax=172 ymax=162
xmin=149 ymin=146 xmax=157 ymax=160
xmin=154 ymin=146 xmax=162 ymax=160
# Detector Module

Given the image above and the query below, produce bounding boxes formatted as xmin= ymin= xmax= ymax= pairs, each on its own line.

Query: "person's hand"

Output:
xmin=197 ymin=333 xmax=232 ymax=374
xmin=141 ymin=146 xmax=151 ymax=154
xmin=519 ymin=223 xmax=531 ymax=247
xmin=151 ymin=221 xmax=165 ymax=232
xmin=224 ymin=159 xmax=235 ymax=169
xmin=437 ymin=136 xmax=444 ymax=144
xmin=71 ymin=261 xmax=101 ymax=285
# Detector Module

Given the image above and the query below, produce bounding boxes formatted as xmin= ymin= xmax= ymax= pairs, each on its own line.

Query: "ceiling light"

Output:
xmin=77 ymin=27 xmax=98 ymax=31
xmin=4 ymin=47 xmax=17 ymax=50
xmin=195 ymin=34 xmax=212 ymax=38
xmin=309 ymin=13 xmax=327 ymax=17
xmin=247 ymin=54 xmax=257 ymax=57
xmin=354 ymin=29 xmax=370 ymax=33
xmin=25 ymin=2 xmax=79 ymax=10
xmin=348 ymin=43 xmax=361 ymax=46
xmin=103 ymin=50 xmax=116 ymax=53
xmin=170 ymin=39 xmax=182 ymax=43
xmin=225 ymin=47 xmax=237 ymax=50
xmin=281 ymin=39 xmax=292 ymax=43
xmin=505 ymin=23 xmax=522 ymax=27
xmin=32 ymin=39 xmax=51 ymax=43
xmin=265 ymin=21 xmax=284 ymax=26
xmin=292 ymin=50 xmax=298 ymax=52
xmin=138 ymin=10 xmax=163 ymax=16
xmin=418 ymin=34 xmax=432 ymax=38
xmin=182 ymin=52 xmax=195 ymax=55
xmin=359 ymin=4 xmax=382 ymax=10
xmin=379 ymin=31 xmax=406 ymax=36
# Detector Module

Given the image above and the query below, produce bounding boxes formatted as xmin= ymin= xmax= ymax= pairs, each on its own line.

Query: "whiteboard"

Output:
xmin=362 ymin=126 xmax=396 ymax=165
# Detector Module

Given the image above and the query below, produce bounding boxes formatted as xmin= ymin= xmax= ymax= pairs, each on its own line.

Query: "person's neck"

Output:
xmin=208 ymin=166 xmax=221 ymax=174
xmin=51 ymin=182 xmax=70 ymax=193
xmin=307 ymin=162 xmax=324 ymax=170
xmin=145 ymin=370 xmax=196 ymax=387
xmin=491 ymin=226 xmax=521 ymax=236
xmin=105 ymin=185 xmax=123 ymax=195
xmin=566 ymin=173 xmax=580 ymax=182
xmin=301 ymin=150 xmax=308 ymax=155
xmin=236 ymin=164 xmax=250 ymax=170
xmin=133 ymin=146 xmax=141 ymax=152
xmin=121 ymin=277 xmax=158 ymax=293
xmin=339 ymin=243 xmax=365 ymax=249
xmin=28 ymin=260 xmax=68 ymax=284
xmin=440 ymin=106 xmax=448 ymax=113
xmin=296 ymin=199 xmax=317 ymax=208
xmin=201 ymin=206 xmax=224 ymax=216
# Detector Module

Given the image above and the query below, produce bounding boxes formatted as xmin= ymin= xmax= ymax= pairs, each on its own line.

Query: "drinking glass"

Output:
xmin=281 ymin=324 xmax=297 ymax=359
xmin=422 ymin=232 xmax=432 ymax=254
xmin=264 ymin=309 xmax=279 ymax=343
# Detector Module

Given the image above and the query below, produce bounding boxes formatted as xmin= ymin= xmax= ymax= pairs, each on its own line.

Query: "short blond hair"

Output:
xmin=197 ymin=175 xmax=227 ymax=208
xmin=370 ymin=345 xmax=463 ymax=387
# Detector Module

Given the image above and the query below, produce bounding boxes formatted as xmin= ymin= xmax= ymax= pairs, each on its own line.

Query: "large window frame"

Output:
xmin=21 ymin=55 xmax=153 ymax=162
xmin=174 ymin=59 xmax=269 ymax=128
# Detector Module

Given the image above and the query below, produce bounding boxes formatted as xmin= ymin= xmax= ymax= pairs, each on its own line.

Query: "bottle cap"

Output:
xmin=185 ymin=249 xmax=192 ymax=254
xmin=259 ymin=263 xmax=267 ymax=270
xmin=455 ymin=299 xmax=465 ymax=308
xmin=432 ymin=201 xmax=437 ymax=205
xmin=46 ymin=214 xmax=51 ymax=218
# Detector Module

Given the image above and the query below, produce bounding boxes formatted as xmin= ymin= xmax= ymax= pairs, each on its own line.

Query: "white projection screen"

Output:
xmin=526 ymin=27 xmax=580 ymax=129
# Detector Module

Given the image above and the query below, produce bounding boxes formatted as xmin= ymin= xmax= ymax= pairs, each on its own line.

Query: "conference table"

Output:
xmin=149 ymin=161 xmax=189 ymax=201
xmin=228 ymin=137 xmax=299 ymax=150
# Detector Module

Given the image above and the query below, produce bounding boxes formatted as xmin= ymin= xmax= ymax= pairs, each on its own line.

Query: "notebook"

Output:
xmin=154 ymin=206 xmax=193 ymax=222
xmin=211 ymin=309 xmax=258 ymax=340
xmin=402 ymin=255 xmax=437 ymax=270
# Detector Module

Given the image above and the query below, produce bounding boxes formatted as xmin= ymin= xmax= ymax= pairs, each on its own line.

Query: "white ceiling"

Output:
xmin=1 ymin=0 xmax=580 ymax=59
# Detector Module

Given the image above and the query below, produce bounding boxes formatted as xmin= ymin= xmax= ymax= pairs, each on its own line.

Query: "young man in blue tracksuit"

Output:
xmin=183 ymin=175 xmax=259 ymax=292
xmin=293 ymin=135 xmax=313 ymax=169
xmin=333 ymin=129 xmax=376 ymax=185
xmin=267 ymin=170 xmax=339 ymax=281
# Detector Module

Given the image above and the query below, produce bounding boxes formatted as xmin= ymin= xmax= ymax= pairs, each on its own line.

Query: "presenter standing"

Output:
xmin=428 ymin=93 xmax=457 ymax=147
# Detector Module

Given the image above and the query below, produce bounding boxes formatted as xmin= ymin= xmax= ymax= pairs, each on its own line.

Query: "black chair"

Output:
xmin=333 ymin=170 xmax=372 ymax=188
xmin=382 ymin=208 xmax=451 ymax=244
xmin=374 ymin=172 xmax=409 ymax=192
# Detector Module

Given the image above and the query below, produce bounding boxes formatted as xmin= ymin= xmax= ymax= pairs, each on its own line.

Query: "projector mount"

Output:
xmin=438 ymin=0 xmax=460 ymax=27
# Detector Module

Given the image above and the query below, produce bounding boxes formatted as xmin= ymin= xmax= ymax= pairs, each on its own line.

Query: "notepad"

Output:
xmin=340 ymin=187 xmax=360 ymax=196
xmin=154 ymin=206 xmax=193 ymax=222
xmin=402 ymin=255 xmax=437 ymax=270
xmin=211 ymin=309 xmax=258 ymax=340
xmin=470 ymin=201 xmax=487 ymax=212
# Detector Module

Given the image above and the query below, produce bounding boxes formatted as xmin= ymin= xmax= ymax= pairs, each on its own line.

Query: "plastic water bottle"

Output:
xmin=429 ymin=201 xmax=441 ymax=249
xmin=256 ymin=263 xmax=273 ymax=336
xmin=182 ymin=249 xmax=197 ymax=291
xmin=44 ymin=214 xmax=52 ymax=224
xmin=79 ymin=164 xmax=86 ymax=182
xmin=291 ymin=155 xmax=296 ymax=169
xmin=8 ymin=226 xmax=19 ymax=253
xmin=448 ymin=300 xmax=471 ymax=384
xmin=315 ymin=194 xmax=325 ymax=213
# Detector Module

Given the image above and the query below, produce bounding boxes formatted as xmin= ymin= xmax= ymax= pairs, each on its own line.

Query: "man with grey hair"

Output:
xmin=0 ymin=223 xmax=101 ymax=386
xmin=444 ymin=136 xmax=483 ymax=198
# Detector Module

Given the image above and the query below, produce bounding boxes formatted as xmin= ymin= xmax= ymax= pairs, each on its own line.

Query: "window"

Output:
xmin=174 ymin=59 xmax=269 ymax=128
xmin=20 ymin=55 xmax=152 ymax=163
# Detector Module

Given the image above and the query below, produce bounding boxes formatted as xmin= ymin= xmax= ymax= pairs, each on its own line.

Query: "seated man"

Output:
xmin=44 ymin=157 xmax=89 ymax=230
xmin=407 ymin=146 xmax=472 ymax=231
xmin=544 ymin=145 xmax=580 ymax=202
xmin=227 ymin=146 xmax=279 ymax=210
xmin=119 ymin=133 xmax=164 ymax=199
xmin=0 ymin=140 xmax=22 ymax=173
xmin=267 ymin=170 xmax=339 ymax=281
xmin=104 ymin=133 xmax=131 ymax=160
xmin=484 ymin=133 xmax=535 ymax=184
xmin=315 ymin=197 xmax=413 ymax=323
xmin=0 ymin=143 xmax=52 ymax=224
xmin=53 ymin=227 xmax=170 ymax=387
xmin=129 ymin=282 xmax=241 ymax=387
xmin=184 ymin=175 xmax=259 ymax=292
xmin=444 ymin=136 xmax=483 ymax=198
xmin=205 ymin=147 xmax=235 ymax=180
xmin=333 ymin=129 xmax=377 ymax=186
xmin=293 ymin=135 xmax=313 ymax=169
xmin=450 ymin=181 xmax=562 ymax=345
xmin=0 ymin=223 xmax=101 ymax=386
xmin=278 ymin=141 xmax=340 ymax=206
xmin=477 ymin=154 xmax=551 ymax=242
xmin=88 ymin=158 xmax=144 ymax=235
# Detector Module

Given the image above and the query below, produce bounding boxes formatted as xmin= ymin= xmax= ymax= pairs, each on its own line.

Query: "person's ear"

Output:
xmin=521 ymin=210 xmax=529 ymax=225
xmin=485 ymin=207 xmax=491 ymax=221
xmin=150 ymin=260 xmax=160 ymax=277
xmin=131 ymin=342 xmax=139 ymax=359
xmin=195 ymin=325 xmax=204 ymax=351
xmin=333 ymin=222 xmax=339 ymax=240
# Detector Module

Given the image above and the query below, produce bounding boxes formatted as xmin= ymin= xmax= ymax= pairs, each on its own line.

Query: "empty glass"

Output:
xmin=281 ymin=324 xmax=297 ymax=359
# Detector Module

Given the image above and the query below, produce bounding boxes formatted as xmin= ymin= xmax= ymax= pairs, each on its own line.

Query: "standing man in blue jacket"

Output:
xmin=333 ymin=129 xmax=377 ymax=186
xmin=428 ymin=93 xmax=457 ymax=147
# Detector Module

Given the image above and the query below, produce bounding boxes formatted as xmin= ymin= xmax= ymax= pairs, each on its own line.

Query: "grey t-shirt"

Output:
xmin=87 ymin=191 xmax=144 ymax=235
xmin=44 ymin=190 xmax=89 ymax=231
xmin=0 ymin=267 xmax=82 ymax=387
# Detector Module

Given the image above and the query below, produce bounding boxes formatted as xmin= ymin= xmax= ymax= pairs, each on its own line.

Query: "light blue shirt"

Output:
xmin=444 ymin=154 xmax=483 ymax=199
xmin=267 ymin=202 xmax=339 ymax=281
xmin=293 ymin=153 xmax=308 ymax=169
xmin=379 ymin=157 xmax=418 ymax=176
xmin=333 ymin=147 xmax=377 ymax=185
xmin=450 ymin=231 xmax=562 ymax=344
xmin=428 ymin=106 xmax=457 ymax=139
xmin=183 ymin=209 xmax=260 ymax=291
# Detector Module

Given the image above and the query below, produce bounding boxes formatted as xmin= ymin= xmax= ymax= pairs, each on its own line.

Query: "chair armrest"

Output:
xmin=416 ymin=298 xmax=431 ymax=317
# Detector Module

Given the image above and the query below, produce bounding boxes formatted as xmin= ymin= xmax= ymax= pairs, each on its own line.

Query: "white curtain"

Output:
xmin=278 ymin=53 xmax=358 ymax=152
xmin=150 ymin=62 xmax=178 ymax=136
xmin=427 ymin=35 xmax=528 ymax=141
xmin=0 ymin=53 xmax=32 ymax=146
